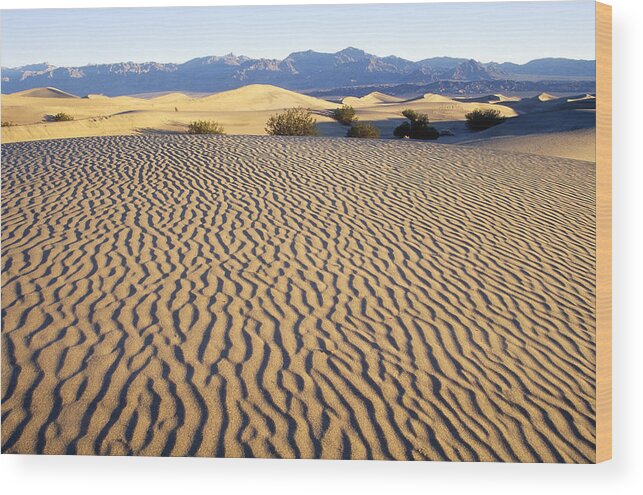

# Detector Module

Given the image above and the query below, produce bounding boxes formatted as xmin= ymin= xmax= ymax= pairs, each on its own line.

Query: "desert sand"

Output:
xmin=2 ymin=84 xmax=595 ymax=161
xmin=1 ymin=85 xmax=336 ymax=141
xmin=2 ymin=135 xmax=596 ymax=461
xmin=443 ymin=93 xmax=596 ymax=161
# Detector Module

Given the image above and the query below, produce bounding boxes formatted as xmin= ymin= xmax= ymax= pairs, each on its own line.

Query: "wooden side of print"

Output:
xmin=596 ymin=1 xmax=612 ymax=463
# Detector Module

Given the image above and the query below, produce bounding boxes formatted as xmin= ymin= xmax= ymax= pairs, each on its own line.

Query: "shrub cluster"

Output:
xmin=331 ymin=105 xmax=357 ymax=125
xmin=1 ymin=121 xmax=14 ymax=127
xmin=401 ymin=109 xmax=428 ymax=125
xmin=187 ymin=120 xmax=225 ymax=135
xmin=393 ymin=109 xmax=439 ymax=140
xmin=465 ymin=108 xmax=506 ymax=131
xmin=346 ymin=122 xmax=380 ymax=139
xmin=266 ymin=107 xmax=318 ymax=136
xmin=51 ymin=112 xmax=74 ymax=122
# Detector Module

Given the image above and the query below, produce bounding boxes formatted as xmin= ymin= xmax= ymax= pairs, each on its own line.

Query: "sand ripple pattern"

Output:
xmin=1 ymin=136 xmax=596 ymax=461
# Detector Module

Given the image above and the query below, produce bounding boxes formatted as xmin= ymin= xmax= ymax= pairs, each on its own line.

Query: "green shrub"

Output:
xmin=393 ymin=122 xmax=412 ymax=138
xmin=410 ymin=124 xmax=439 ymax=140
xmin=266 ymin=107 xmax=318 ymax=136
xmin=332 ymin=105 xmax=357 ymax=125
xmin=51 ymin=112 xmax=74 ymax=122
xmin=346 ymin=122 xmax=380 ymax=139
xmin=394 ymin=110 xmax=438 ymax=140
xmin=465 ymin=108 xmax=506 ymax=131
xmin=187 ymin=120 xmax=225 ymax=135
xmin=401 ymin=109 xmax=429 ymax=126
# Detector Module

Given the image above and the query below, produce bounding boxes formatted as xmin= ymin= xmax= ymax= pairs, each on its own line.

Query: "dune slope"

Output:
xmin=1 ymin=85 xmax=339 ymax=142
xmin=1 ymin=135 xmax=596 ymax=461
xmin=198 ymin=84 xmax=335 ymax=111
xmin=12 ymin=87 xmax=79 ymax=99
xmin=342 ymin=91 xmax=404 ymax=106
xmin=451 ymin=108 xmax=596 ymax=161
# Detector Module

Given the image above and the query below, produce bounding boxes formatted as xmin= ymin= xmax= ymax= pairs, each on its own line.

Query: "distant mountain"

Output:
xmin=1 ymin=48 xmax=595 ymax=96
xmin=416 ymin=56 xmax=469 ymax=70
xmin=448 ymin=59 xmax=498 ymax=81
xmin=497 ymin=58 xmax=596 ymax=77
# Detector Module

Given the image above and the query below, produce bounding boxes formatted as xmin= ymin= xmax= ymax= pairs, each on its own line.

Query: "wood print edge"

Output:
xmin=595 ymin=0 xmax=612 ymax=463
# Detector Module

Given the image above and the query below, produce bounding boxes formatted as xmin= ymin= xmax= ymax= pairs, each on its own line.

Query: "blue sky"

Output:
xmin=1 ymin=1 xmax=595 ymax=67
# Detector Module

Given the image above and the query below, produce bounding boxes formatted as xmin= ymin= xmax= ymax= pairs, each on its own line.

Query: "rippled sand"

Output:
xmin=1 ymin=135 xmax=596 ymax=461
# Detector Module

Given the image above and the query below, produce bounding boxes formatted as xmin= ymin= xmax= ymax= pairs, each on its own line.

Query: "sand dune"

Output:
xmin=436 ymin=93 xmax=596 ymax=160
xmin=150 ymin=92 xmax=193 ymax=102
xmin=394 ymin=94 xmax=518 ymax=119
xmin=338 ymin=93 xmax=519 ymax=141
xmin=12 ymin=87 xmax=79 ymax=99
xmin=567 ymin=94 xmax=596 ymax=103
xmin=499 ymin=92 xmax=595 ymax=116
xmin=448 ymin=101 xmax=596 ymax=161
xmin=536 ymin=92 xmax=557 ymax=102
xmin=455 ymin=94 xmax=521 ymax=104
xmin=1 ymin=84 xmax=340 ymax=141
xmin=417 ymin=93 xmax=459 ymax=103
xmin=2 ymin=135 xmax=596 ymax=461
xmin=198 ymin=84 xmax=335 ymax=111
xmin=342 ymin=91 xmax=404 ymax=106
xmin=1 ymin=85 xmax=594 ymax=161
xmin=459 ymin=127 xmax=596 ymax=162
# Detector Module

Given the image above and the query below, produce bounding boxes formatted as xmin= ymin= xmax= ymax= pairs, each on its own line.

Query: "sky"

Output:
xmin=0 ymin=1 xmax=596 ymax=68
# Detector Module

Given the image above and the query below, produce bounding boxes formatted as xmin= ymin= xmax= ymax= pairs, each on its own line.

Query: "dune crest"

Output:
xmin=150 ymin=92 xmax=193 ymax=102
xmin=13 ymin=87 xmax=79 ymax=99
xmin=199 ymin=84 xmax=334 ymax=111
xmin=567 ymin=93 xmax=596 ymax=102
xmin=492 ymin=93 xmax=520 ymax=101
xmin=419 ymin=93 xmax=457 ymax=103
xmin=342 ymin=91 xmax=403 ymax=106
xmin=536 ymin=92 xmax=556 ymax=102
xmin=455 ymin=94 xmax=521 ymax=104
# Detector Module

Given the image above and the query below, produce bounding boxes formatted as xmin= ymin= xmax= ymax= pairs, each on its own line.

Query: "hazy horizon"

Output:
xmin=1 ymin=2 xmax=595 ymax=68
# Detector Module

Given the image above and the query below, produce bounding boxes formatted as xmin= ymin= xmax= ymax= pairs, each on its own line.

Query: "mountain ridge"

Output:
xmin=1 ymin=47 xmax=596 ymax=96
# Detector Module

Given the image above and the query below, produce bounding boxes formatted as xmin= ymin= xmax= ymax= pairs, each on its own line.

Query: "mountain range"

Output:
xmin=1 ymin=47 xmax=596 ymax=97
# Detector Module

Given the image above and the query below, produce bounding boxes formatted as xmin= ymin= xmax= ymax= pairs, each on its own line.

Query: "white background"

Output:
xmin=0 ymin=1 xmax=640 ymax=493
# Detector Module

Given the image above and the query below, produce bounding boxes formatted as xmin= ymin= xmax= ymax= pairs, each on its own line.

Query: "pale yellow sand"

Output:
xmin=461 ymin=128 xmax=596 ymax=162
xmin=448 ymin=105 xmax=596 ymax=161
xmin=11 ymin=87 xmax=80 ymax=99
xmin=342 ymin=91 xmax=406 ymax=106
xmin=536 ymin=92 xmax=557 ymax=102
xmin=1 ymin=135 xmax=596 ymax=461
xmin=1 ymin=85 xmax=339 ymax=141
xmin=1 ymin=84 xmax=594 ymax=161
xmin=1 ymin=84 xmax=516 ymax=143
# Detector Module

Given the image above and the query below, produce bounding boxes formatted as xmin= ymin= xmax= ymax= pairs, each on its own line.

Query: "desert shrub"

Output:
xmin=401 ymin=109 xmax=429 ymax=126
xmin=394 ymin=110 xmax=438 ymax=140
xmin=332 ymin=105 xmax=357 ymax=125
xmin=465 ymin=108 xmax=506 ymax=130
xmin=1 ymin=121 xmax=14 ymax=127
xmin=187 ymin=120 xmax=225 ymax=135
xmin=409 ymin=124 xmax=439 ymax=140
xmin=266 ymin=107 xmax=317 ymax=136
xmin=346 ymin=122 xmax=380 ymax=139
xmin=393 ymin=122 xmax=412 ymax=138
xmin=51 ymin=112 xmax=74 ymax=122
